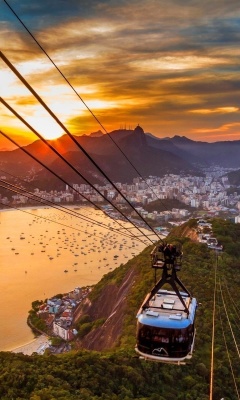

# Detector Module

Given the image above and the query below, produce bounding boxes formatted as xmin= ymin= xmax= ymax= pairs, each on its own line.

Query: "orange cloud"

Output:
xmin=190 ymin=107 xmax=239 ymax=114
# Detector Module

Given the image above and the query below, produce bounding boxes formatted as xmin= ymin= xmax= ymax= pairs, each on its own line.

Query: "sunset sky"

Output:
xmin=0 ymin=0 xmax=240 ymax=150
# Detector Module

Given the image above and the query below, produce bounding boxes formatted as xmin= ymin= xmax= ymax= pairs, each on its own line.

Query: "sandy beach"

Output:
xmin=12 ymin=335 xmax=50 ymax=356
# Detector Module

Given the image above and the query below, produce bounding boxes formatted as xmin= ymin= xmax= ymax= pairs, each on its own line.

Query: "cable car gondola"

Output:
xmin=135 ymin=243 xmax=197 ymax=364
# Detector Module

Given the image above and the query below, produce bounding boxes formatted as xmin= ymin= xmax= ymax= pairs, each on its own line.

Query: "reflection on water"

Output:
xmin=0 ymin=206 xmax=147 ymax=351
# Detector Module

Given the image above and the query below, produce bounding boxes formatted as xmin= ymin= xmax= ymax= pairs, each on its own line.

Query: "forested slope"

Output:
xmin=0 ymin=218 xmax=239 ymax=400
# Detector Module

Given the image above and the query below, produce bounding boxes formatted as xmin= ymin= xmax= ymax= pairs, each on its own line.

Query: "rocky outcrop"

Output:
xmin=77 ymin=267 xmax=138 ymax=351
xmin=76 ymin=224 xmax=198 ymax=351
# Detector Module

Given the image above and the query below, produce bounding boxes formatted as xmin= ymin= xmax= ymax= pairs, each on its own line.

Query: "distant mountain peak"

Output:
xmin=85 ymin=130 xmax=104 ymax=137
xmin=134 ymin=124 xmax=144 ymax=134
xmin=171 ymin=135 xmax=194 ymax=143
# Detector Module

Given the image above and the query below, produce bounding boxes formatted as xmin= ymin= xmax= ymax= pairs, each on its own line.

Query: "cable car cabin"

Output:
xmin=136 ymin=244 xmax=197 ymax=364
xmin=135 ymin=289 xmax=197 ymax=364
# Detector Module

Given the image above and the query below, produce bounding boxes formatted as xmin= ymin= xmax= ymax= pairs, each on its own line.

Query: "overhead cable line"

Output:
xmin=0 ymin=129 xmax=148 ymax=245
xmin=3 ymin=0 xmax=169 ymax=212
xmin=0 ymin=98 xmax=156 ymax=246
xmin=0 ymin=197 xmax=108 ymax=240
xmin=0 ymin=197 xmax=144 ymax=251
xmin=217 ymin=281 xmax=240 ymax=400
xmin=0 ymin=50 xmax=162 ymax=243
xmin=223 ymin=290 xmax=240 ymax=332
xmin=0 ymin=97 xmax=150 ymax=243
xmin=0 ymin=179 xmax=149 ymax=244
xmin=0 ymin=104 xmax=152 ymax=246
xmin=0 ymin=177 xmax=146 ymax=242
xmin=209 ymin=252 xmax=218 ymax=400
xmin=0 ymin=169 xmax=140 ymax=240
xmin=219 ymin=279 xmax=240 ymax=358
xmin=221 ymin=278 xmax=240 ymax=324
xmin=0 ymin=166 xmax=144 ymax=239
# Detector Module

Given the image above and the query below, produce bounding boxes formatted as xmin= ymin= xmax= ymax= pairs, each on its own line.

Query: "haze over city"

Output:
xmin=0 ymin=0 xmax=240 ymax=150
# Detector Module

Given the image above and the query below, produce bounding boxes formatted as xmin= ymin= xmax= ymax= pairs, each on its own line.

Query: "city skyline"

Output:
xmin=1 ymin=0 xmax=240 ymax=150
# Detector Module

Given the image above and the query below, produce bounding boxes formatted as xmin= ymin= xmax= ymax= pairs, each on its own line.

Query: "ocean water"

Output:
xmin=0 ymin=206 xmax=147 ymax=351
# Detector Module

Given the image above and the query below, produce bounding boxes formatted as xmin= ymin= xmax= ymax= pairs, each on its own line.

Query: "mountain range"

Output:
xmin=1 ymin=125 xmax=240 ymax=190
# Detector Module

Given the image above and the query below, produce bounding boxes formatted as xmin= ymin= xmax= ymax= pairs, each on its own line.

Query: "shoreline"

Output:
xmin=0 ymin=206 xmax=158 ymax=353
xmin=11 ymin=334 xmax=50 ymax=356
xmin=0 ymin=203 xmax=91 ymax=213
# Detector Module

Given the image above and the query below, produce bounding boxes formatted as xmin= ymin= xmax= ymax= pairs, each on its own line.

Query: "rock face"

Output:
xmin=76 ymin=223 xmax=199 ymax=352
xmin=78 ymin=267 xmax=138 ymax=351
xmin=179 ymin=226 xmax=199 ymax=241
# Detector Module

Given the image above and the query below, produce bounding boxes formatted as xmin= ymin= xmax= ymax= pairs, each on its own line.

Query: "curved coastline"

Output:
xmin=11 ymin=335 xmax=50 ymax=356
xmin=0 ymin=203 xmax=91 ymax=212
xmin=0 ymin=206 xmax=149 ymax=352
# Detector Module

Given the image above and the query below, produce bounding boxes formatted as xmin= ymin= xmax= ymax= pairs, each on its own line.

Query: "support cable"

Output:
xmin=217 ymin=281 xmax=240 ymax=400
xmin=1 ymin=166 xmax=155 ymax=238
xmin=209 ymin=252 xmax=218 ymax=400
xmin=0 ymin=199 xmax=144 ymax=252
xmin=221 ymin=278 xmax=240 ymax=323
xmin=0 ymin=96 xmax=156 ymax=245
xmin=0 ymin=167 xmax=141 ymax=239
xmin=3 ymin=0 xmax=169 ymax=212
xmin=0 ymin=50 xmax=162 ymax=242
xmin=219 ymin=279 xmax=240 ymax=358
xmin=0 ymin=178 xmax=146 ymax=242
xmin=0 ymin=129 xmax=149 ymax=245
xmin=0 ymin=198 xmax=110 ymax=241
xmin=0 ymin=124 xmax=151 ymax=246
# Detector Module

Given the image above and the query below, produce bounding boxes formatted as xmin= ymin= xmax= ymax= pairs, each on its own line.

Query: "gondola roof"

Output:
xmin=137 ymin=290 xmax=197 ymax=329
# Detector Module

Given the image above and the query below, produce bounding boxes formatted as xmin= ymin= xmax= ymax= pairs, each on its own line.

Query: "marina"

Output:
xmin=0 ymin=206 xmax=148 ymax=351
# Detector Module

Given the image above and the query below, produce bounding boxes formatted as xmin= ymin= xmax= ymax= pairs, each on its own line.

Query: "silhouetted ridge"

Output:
xmin=171 ymin=135 xmax=195 ymax=144
xmin=134 ymin=124 xmax=144 ymax=134
xmin=2 ymin=125 xmax=240 ymax=190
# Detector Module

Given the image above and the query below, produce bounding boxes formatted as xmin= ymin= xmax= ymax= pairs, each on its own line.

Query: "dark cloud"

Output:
xmin=1 ymin=0 xmax=240 ymax=141
xmin=1 ymin=0 xmax=106 ymax=28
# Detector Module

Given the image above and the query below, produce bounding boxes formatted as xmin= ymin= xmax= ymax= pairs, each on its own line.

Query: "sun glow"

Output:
xmin=27 ymin=116 xmax=64 ymax=140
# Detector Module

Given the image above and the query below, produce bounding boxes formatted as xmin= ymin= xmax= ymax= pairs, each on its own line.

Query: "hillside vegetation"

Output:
xmin=227 ymin=168 xmax=240 ymax=186
xmin=144 ymin=198 xmax=194 ymax=213
xmin=0 ymin=218 xmax=239 ymax=399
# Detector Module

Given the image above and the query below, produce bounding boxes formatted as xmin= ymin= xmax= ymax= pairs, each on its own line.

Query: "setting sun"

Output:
xmin=26 ymin=115 xmax=64 ymax=140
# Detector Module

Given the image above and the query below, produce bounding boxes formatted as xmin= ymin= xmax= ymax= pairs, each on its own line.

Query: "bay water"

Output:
xmin=0 ymin=206 xmax=147 ymax=351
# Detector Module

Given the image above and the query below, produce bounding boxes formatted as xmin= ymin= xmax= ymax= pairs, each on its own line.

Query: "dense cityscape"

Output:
xmin=1 ymin=167 xmax=240 ymax=225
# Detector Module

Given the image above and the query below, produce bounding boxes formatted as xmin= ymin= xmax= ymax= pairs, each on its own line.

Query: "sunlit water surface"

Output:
xmin=0 ymin=206 xmax=148 ymax=351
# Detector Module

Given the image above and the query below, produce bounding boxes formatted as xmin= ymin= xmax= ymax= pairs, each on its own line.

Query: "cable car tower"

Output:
xmin=135 ymin=243 xmax=197 ymax=364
